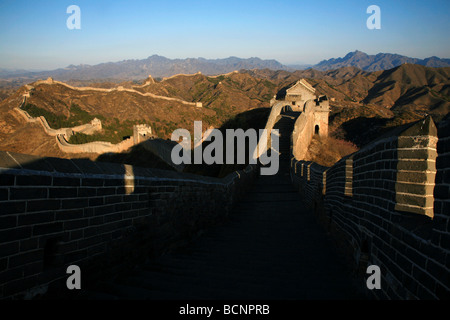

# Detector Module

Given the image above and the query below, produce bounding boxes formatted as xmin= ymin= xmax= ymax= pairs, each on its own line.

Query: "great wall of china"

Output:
xmin=0 ymin=78 xmax=448 ymax=299
xmin=25 ymin=77 xmax=203 ymax=107
xmin=15 ymin=77 xmax=201 ymax=157
xmin=14 ymin=98 xmax=138 ymax=155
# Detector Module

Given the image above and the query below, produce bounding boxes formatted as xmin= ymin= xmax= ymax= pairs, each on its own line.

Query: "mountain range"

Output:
xmin=1 ymin=63 xmax=448 ymax=160
xmin=0 ymin=56 xmax=288 ymax=81
xmin=314 ymin=50 xmax=450 ymax=71
xmin=1 ymin=51 xmax=449 ymax=81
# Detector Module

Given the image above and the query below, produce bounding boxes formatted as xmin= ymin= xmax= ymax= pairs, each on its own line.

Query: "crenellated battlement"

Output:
xmin=289 ymin=115 xmax=450 ymax=299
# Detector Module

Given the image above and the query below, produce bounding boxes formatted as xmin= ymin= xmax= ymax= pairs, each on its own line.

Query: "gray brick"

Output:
xmin=56 ymin=209 xmax=84 ymax=220
xmin=8 ymin=250 xmax=42 ymax=268
xmin=398 ymin=149 xmax=437 ymax=161
xmin=0 ymin=241 xmax=20 ymax=256
xmin=0 ymin=188 xmax=8 ymax=201
xmin=0 ymin=226 xmax=32 ymax=242
xmin=88 ymin=197 xmax=104 ymax=207
xmin=96 ymin=187 xmax=116 ymax=196
xmin=23 ymin=261 xmax=42 ymax=277
xmin=16 ymin=175 xmax=52 ymax=186
xmin=103 ymin=212 xmax=122 ymax=223
xmin=82 ymin=178 xmax=103 ymax=187
xmin=64 ymin=219 xmax=89 ymax=230
xmin=434 ymin=185 xmax=449 ymax=199
xmin=0 ymin=174 xmax=15 ymax=186
xmin=18 ymin=212 xmax=54 ymax=225
xmin=33 ymin=222 xmax=63 ymax=236
xmin=1 ymin=201 xmax=26 ymax=215
xmin=26 ymin=199 xmax=60 ymax=212
xmin=78 ymin=187 xmax=96 ymax=197
xmin=105 ymin=195 xmax=123 ymax=205
xmin=20 ymin=238 xmax=39 ymax=252
xmin=61 ymin=198 xmax=89 ymax=209
xmin=49 ymin=187 xmax=78 ymax=199
xmin=0 ymin=216 xmax=16 ymax=229
xmin=94 ymin=204 xmax=115 ymax=216
xmin=63 ymin=249 xmax=87 ymax=264
xmin=52 ymin=177 xmax=80 ymax=187
xmin=10 ymin=187 xmax=47 ymax=200
xmin=104 ymin=179 xmax=124 ymax=187
xmin=3 ymin=275 xmax=40 ymax=297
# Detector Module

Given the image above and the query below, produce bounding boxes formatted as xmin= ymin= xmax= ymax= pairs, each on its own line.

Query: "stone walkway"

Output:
xmin=80 ymin=162 xmax=367 ymax=300
xmin=79 ymin=112 xmax=369 ymax=300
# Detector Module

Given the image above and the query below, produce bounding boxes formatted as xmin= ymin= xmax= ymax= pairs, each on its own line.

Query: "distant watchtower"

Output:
xmin=133 ymin=124 xmax=152 ymax=145
xmin=90 ymin=118 xmax=102 ymax=131
xmin=273 ymin=79 xmax=316 ymax=110
xmin=273 ymin=78 xmax=331 ymax=138
xmin=313 ymin=95 xmax=330 ymax=137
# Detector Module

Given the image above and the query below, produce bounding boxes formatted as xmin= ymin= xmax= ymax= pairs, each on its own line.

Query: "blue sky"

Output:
xmin=0 ymin=0 xmax=449 ymax=70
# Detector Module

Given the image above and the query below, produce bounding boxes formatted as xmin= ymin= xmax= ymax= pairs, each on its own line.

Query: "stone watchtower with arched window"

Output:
xmin=271 ymin=79 xmax=330 ymax=137
xmin=133 ymin=124 xmax=152 ymax=145
xmin=313 ymin=95 xmax=330 ymax=137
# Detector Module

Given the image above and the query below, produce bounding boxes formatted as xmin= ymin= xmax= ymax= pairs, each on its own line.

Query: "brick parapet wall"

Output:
xmin=0 ymin=151 xmax=257 ymax=299
xmin=290 ymin=116 xmax=449 ymax=299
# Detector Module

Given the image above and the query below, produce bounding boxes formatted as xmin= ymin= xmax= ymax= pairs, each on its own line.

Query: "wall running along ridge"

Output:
xmin=14 ymin=103 xmax=134 ymax=155
xmin=17 ymin=77 xmax=204 ymax=155
xmin=31 ymin=77 xmax=202 ymax=107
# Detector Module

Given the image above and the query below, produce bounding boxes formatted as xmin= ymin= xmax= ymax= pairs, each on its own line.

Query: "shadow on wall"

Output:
xmin=0 ymin=149 xmax=258 ymax=299
xmin=290 ymin=115 xmax=450 ymax=299
xmin=340 ymin=117 xmax=392 ymax=148
xmin=337 ymin=112 xmax=447 ymax=149
xmin=86 ymin=108 xmax=271 ymax=179
xmin=95 ymin=139 xmax=178 ymax=172
xmin=180 ymin=107 xmax=272 ymax=178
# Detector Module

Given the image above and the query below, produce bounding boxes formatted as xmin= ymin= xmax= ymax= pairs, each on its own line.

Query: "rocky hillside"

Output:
xmin=0 ymin=72 xmax=278 ymax=159
xmin=0 ymin=64 xmax=448 ymax=161
xmin=246 ymin=64 xmax=449 ymax=146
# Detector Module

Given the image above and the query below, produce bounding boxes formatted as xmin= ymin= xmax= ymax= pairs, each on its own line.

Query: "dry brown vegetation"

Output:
xmin=303 ymin=135 xmax=359 ymax=167
xmin=0 ymin=64 xmax=447 ymax=170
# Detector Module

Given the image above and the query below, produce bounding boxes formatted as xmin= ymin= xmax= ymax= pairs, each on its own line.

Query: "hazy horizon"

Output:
xmin=1 ymin=0 xmax=449 ymax=70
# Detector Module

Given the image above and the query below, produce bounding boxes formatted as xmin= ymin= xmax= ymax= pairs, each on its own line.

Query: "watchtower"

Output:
xmin=133 ymin=124 xmax=152 ymax=145
xmin=275 ymin=79 xmax=316 ymax=111
xmin=273 ymin=79 xmax=331 ymax=137
xmin=313 ymin=95 xmax=330 ymax=137
xmin=90 ymin=118 xmax=102 ymax=131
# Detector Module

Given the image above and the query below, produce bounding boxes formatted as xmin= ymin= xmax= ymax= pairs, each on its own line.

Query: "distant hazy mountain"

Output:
xmin=314 ymin=50 xmax=450 ymax=71
xmin=3 ymin=51 xmax=449 ymax=82
xmin=286 ymin=64 xmax=313 ymax=70
xmin=0 ymin=68 xmax=38 ymax=78
xmin=1 ymin=62 xmax=448 ymax=159
xmin=4 ymin=55 xmax=291 ymax=81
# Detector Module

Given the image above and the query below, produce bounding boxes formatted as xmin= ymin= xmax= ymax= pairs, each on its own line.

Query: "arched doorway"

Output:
xmin=281 ymin=105 xmax=292 ymax=114
xmin=315 ymin=125 xmax=319 ymax=135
